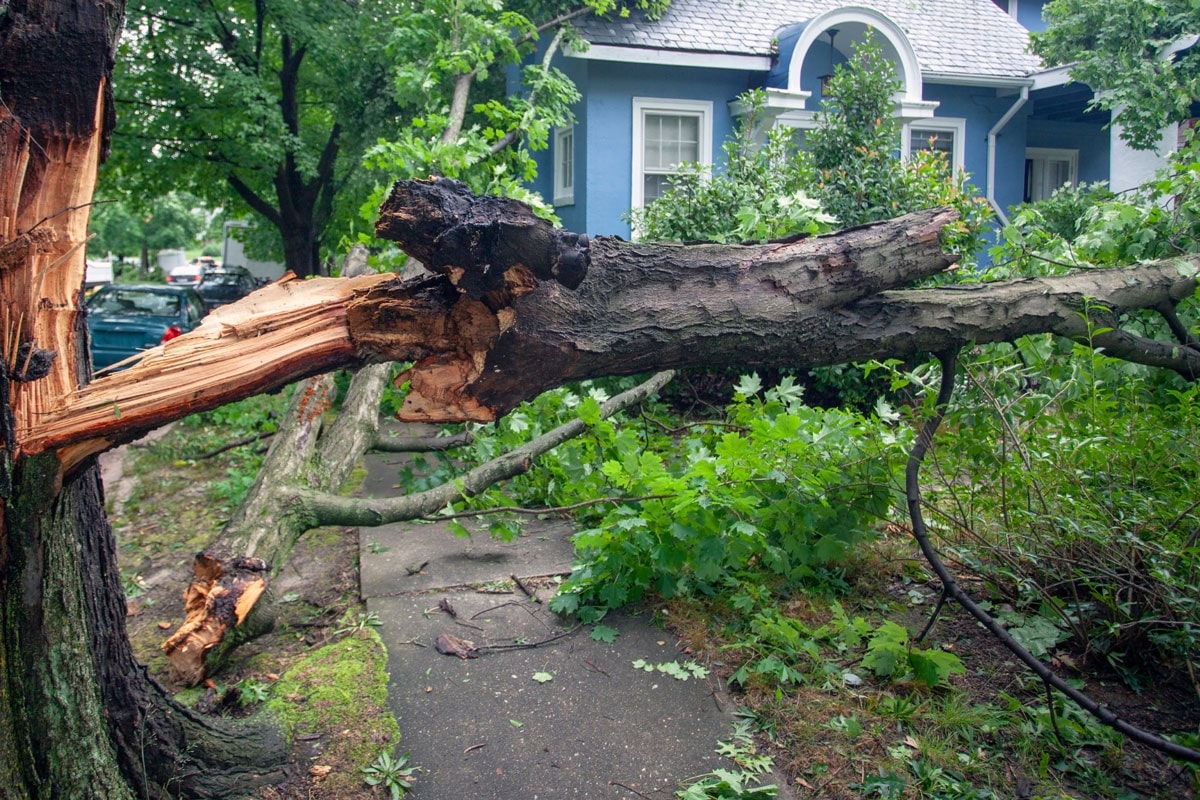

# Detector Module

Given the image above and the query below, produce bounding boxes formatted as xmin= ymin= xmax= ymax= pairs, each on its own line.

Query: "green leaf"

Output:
xmin=577 ymin=396 xmax=602 ymax=426
xmin=1007 ymin=615 xmax=1069 ymax=659
xmin=509 ymin=719 xmax=523 ymax=728
xmin=734 ymin=373 xmax=763 ymax=398
xmin=548 ymin=592 xmax=579 ymax=616
xmin=531 ymin=671 xmax=554 ymax=684
xmin=908 ymin=648 xmax=966 ymax=688
xmin=589 ymin=624 xmax=619 ymax=643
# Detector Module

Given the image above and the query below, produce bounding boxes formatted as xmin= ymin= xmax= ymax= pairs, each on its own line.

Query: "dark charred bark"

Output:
xmin=377 ymin=178 xmax=591 ymax=298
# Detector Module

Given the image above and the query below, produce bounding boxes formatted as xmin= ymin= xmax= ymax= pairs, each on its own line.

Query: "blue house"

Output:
xmin=528 ymin=0 xmax=1181 ymax=239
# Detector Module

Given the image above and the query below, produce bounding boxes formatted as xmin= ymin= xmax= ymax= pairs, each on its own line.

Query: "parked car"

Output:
xmin=86 ymin=284 xmax=207 ymax=370
xmin=195 ymin=265 xmax=257 ymax=310
xmin=165 ymin=257 xmax=218 ymax=287
xmin=165 ymin=263 xmax=204 ymax=286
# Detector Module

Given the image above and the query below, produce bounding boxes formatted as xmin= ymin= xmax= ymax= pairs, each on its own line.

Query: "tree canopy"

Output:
xmin=110 ymin=0 xmax=410 ymax=276
xmin=1033 ymin=0 xmax=1200 ymax=150
xmin=107 ymin=0 xmax=671 ymax=277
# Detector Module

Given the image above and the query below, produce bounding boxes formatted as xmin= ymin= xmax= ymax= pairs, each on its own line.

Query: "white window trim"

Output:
xmin=631 ymin=97 xmax=713 ymax=211
xmin=553 ymin=125 xmax=575 ymax=207
xmin=904 ymin=117 xmax=967 ymax=172
xmin=1025 ymin=146 xmax=1079 ymax=200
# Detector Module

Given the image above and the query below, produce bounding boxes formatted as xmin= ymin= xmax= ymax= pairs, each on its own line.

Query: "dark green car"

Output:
xmin=86 ymin=284 xmax=207 ymax=371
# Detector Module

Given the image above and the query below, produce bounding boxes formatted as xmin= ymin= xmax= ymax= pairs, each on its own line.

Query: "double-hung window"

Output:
xmin=553 ymin=126 xmax=575 ymax=206
xmin=906 ymin=118 xmax=966 ymax=173
xmin=631 ymin=98 xmax=713 ymax=210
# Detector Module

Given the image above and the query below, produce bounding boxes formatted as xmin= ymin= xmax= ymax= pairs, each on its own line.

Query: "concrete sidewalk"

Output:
xmin=358 ymin=446 xmax=786 ymax=799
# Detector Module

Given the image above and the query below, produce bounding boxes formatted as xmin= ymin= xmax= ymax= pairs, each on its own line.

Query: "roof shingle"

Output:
xmin=575 ymin=0 xmax=1044 ymax=79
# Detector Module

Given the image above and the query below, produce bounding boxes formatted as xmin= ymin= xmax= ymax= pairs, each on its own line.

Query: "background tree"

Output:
xmin=89 ymin=192 xmax=208 ymax=270
xmin=110 ymin=0 xmax=407 ymax=277
xmin=1033 ymin=0 xmax=1200 ymax=150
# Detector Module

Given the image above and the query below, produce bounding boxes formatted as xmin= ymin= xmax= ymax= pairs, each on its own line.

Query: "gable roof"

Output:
xmin=575 ymin=0 xmax=1044 ymax=80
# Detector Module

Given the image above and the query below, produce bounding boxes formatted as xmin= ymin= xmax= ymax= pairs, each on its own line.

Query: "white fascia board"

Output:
xmin=1029 ymin=65 xmax=1075 ymax=91
xmin=729 ymin=88 xmax=812 ymax=117
xmin=567 ymin=43 xmax=771 ymax=71
xmin=922 ymin=71 xmax=1035 ymax=89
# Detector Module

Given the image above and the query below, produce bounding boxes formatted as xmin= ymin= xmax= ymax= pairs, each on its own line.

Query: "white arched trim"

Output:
xmin=784 ymin=6 xmax=923 ymax=103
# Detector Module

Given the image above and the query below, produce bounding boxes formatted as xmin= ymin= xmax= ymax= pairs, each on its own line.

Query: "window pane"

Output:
xmin=1045 ymin=159 xmax=1071 ymax=190
xmin=559 ymin=131 xmax=573 ymax=190
xmin=910 ymin=129 xmax=954 ymax=156
xmin=645 ymin=112 xmax=699 ymax=169
xmin=645 ymin=137 xmax=663 ymax=170
xmin=676 ymin=115 xmax=699 ymax=163
xmin=1025 ymin=154 xmax=1076 ymax=202
xmin=644 ymin=174 xmax=673 ymax=203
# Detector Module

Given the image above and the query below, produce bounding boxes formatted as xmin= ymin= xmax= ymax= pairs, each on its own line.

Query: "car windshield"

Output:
xmin=89 ymin=289 xmax=180 ymax=317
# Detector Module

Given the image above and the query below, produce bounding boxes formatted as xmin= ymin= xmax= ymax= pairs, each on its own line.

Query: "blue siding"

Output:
xmin=922 ymin=84 xmax=1029 ymax=213
xmin=1027 ymin=119 xmax=1111 ymax=187
xmin=544 ymin=56 xmax=589 ymax=234
xmin=564 ymin=59 xmax=754 ymax=237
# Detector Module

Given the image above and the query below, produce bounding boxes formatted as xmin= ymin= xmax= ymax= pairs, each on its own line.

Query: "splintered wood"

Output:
xmin=161 ymin=553 xmax=271 ymax=685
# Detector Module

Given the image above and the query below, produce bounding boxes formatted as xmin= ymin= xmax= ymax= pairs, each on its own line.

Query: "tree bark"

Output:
xmin=22 ymin=180 xmax=1200 ymax=472
xmin=1 ymin=2 xmax=287 ymax=798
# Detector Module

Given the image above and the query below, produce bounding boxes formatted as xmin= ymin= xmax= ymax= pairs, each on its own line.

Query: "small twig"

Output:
xmin=476 ymin=625 xmax=580 ymax=652
xmin=19 ymin=201 xmax=111 ymax=236
xmin=583 ymin=658 xmax=609 ymax=677
xmin=471 ymin=599 xmax=555 ymax=630
xmin=418 ymin=493 xmax=674 ymax=523
xmin=190 ymin=430 xmax=274 ymax=460
xmin=913 ymin=589 xmax=951 ymax=644
xmin=1045 ymin=678 xmax=1068 ymax=751
xmin=639 ymin=409 xmax=748 ymax=435
xmin=434 ymin=598 xmax=486 ymax=631
xmin=510 ymin=573 xmax=538 ymax=602
xmin=608 ymin=781 xmax=655 ymax=800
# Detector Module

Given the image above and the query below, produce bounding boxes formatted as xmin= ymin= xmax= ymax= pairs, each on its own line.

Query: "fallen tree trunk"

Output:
xmin=104 ymin=181 xmax=1198 ymax=686
xmin=25 ymin=180 xmax=1200 ymax=473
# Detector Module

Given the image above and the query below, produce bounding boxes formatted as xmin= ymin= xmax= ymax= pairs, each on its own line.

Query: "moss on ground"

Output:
xmin=266 ymin=630 xmax=400 ymax=798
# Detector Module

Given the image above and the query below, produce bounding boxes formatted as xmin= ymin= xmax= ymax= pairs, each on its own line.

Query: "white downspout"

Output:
xmin=987 ymin=86 xmax=1029 ymax=225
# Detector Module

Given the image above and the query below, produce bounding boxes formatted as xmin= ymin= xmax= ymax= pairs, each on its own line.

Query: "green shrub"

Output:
xmin=551 ymin=375 xmax=911 ymax=620
xmin=935 ymin=336 xmax=1200 ymax=683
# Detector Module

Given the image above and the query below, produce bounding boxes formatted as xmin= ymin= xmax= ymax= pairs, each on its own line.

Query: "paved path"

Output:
xmin=358 ymin=446 xmax=786 ymax=799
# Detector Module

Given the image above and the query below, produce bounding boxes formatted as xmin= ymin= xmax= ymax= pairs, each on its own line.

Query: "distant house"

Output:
xmin=525 ymin=0 xmax=1183 ymax=239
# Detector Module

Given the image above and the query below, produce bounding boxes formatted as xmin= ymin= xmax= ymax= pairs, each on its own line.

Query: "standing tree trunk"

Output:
xmin=223 ymin=38 xmax=339 ymax=279
xmin=1 ymin=2 xmax=286 ymax=797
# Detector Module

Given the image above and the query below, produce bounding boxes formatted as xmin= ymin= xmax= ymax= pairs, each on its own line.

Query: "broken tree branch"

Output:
xmin=287 ymin=369 xmax=676 ymax=528
xmin=21 ymin=179 xmax=1200 ymax=476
